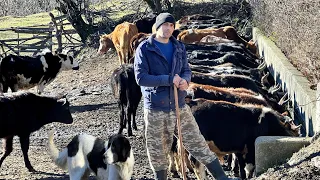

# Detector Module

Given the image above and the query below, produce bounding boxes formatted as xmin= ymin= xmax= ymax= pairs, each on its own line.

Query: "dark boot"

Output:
xmin=206 ymin=159 xmax=240 ymax=180
xmin=154 ymin=169 xmax=167 ymax=180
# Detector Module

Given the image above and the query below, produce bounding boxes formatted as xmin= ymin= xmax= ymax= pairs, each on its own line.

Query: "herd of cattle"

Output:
xmin=106 ymin=14 xmax=302 ymax=179
xmin=0 ymin=13 xmax=301 ymax=180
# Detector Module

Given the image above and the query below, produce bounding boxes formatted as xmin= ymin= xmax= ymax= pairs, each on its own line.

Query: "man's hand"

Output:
xmin=173 ymin=74 xmax=182 ymax=87
xmin=179 ymin=79 xmax=188 ymax=91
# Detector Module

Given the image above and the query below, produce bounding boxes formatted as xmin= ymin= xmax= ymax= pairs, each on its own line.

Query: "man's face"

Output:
xmin=156 ymin=22 xmax=175 ymax=39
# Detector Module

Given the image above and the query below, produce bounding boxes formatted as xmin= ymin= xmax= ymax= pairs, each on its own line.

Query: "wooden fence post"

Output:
xmin=17 ymin=32 xmax=20 ymax=55
xmin=49 ymin=12 xmax=62 ymax=53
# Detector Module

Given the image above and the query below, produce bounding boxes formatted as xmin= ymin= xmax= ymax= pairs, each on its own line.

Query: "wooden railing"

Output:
xmin=0 ymin=13 xmax=83 ymax=57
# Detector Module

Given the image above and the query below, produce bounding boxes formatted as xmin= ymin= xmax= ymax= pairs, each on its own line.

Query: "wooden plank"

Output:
xmin=14 ymin=28 xmax=53 ymax=34
xmin=53 ymin=14 xmax=68 ymax=21
xmin=0 ymin=40 xmax=19 ymax=54
xmin=0 ymin=24 xmax=50 ymax=32
xmin=52 ymin=43 xmax=83 ymax=46
xmin=19 ymin=49 xmax=43 ymax=53
xmin=0 ymin=27 xmax=17 ymax=31
xmin=62 ymin=29 xmax=78 ymax=34
xmin=1 ymin=35 xmax=53 ymax=42
xmin=30 ymin=38 xmax=52 ymax=46
xmin=19 ymin=45 xmax=47 ymax=50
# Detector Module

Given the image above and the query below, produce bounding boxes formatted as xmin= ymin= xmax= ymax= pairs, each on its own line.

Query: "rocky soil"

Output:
xmin=0 ymin=47 xmax=319 ymax=180
xmin=0 ymin=48 xmax=204 ymax=180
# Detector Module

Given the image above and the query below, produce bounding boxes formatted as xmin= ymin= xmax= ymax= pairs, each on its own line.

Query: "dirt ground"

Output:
xmin=0 ymin=47 xmax=320 ymax=180
xmin=0 ymin=47 xmax=204 ymax=180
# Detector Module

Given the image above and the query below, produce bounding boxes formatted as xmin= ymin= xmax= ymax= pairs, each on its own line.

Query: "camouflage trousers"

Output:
xmin=144 ymin=105 xmax=217 ymax=171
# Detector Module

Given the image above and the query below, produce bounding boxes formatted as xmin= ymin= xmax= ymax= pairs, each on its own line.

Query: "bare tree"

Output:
xmin=55 ymin=0 xmax=97 ymax=43
xmin=142 ymin=0 xmax=174 ymax=13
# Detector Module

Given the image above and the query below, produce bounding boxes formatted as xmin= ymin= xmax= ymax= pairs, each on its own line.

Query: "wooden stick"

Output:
xmin=174 ymin=85 xmax=187 ymax=180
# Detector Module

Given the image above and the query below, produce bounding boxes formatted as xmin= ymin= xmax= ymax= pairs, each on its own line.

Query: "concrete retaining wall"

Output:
xmin=252 ymin=27 xmax=319 ymax=136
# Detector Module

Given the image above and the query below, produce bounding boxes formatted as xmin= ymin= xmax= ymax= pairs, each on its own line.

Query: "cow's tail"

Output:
xmin=48 ymin=130 xmax=68 ymax=170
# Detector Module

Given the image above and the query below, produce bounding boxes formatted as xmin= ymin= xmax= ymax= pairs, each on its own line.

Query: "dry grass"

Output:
xmin=249 ymin=0 xmax=320 ymax=88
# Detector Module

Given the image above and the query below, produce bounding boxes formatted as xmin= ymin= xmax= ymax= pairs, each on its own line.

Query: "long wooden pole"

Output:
xmin=174 ymin=85 xmax=187 ymax=180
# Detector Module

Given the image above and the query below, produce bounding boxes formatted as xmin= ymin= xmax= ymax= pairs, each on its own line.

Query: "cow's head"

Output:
xmin=39 ymin=95 xmax=73 ymax=124
xmin=247 ymin=40 xmax=258 ymax=55
xmin=57 ymin=53 xmax=79 ymax=71
xmin=45 ymin=94 xmax=73 ymax=125
xmin=282 ymin=116 xmax=302 ymax=137
xmin=98 ymin=34 xmax=114 ymax=54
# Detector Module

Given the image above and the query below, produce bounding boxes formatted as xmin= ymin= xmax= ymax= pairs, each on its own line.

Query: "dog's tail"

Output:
xmin=48 ymin=130 xmax=68 ymax=170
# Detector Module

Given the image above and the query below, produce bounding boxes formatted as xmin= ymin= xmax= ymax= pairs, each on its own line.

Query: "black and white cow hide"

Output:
xmin=0 ymin=49 xmax=79 ymax=94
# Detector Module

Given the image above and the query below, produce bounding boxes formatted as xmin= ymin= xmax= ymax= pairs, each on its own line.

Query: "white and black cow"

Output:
xmin=0 ymin=49 xmax=79 ymax=94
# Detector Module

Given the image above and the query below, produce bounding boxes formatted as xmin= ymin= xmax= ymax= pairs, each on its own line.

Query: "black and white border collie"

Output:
xmin=48 ymin=131 xmax=134 ymax=180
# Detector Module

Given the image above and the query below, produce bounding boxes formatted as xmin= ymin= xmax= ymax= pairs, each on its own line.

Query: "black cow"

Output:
xmin=0 ymin=92 xmax=73 ymax=172
xmin=191 ymin=72 xmax=263 ymax=93
xmin=187 ymin=50 xmax=261 ymax=68
xmin=187 ymin=99 xmax=301 ymax=179
xmin=187 ymin=82 xmax=269 ymax=106
xmin=189 ymin=62 xmax=266 ymax=82
xmin=111 ymin=64 xmax=142 ymax=136
xmin=134 ymin=13 xmax=156 ymax=34
xmin=188 ymin=53 xmax=259 ymax=70
xmin=185 ymin=43 xmax=257 ymax=59
xmin=0 ymin=49 xmax=79 ymax=94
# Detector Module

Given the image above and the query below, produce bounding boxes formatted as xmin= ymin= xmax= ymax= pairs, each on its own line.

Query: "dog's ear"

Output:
xmin=122 ymin=148 xmax=128 ymax=160
xmin=121 ymin=137 xmax=131 ymax=159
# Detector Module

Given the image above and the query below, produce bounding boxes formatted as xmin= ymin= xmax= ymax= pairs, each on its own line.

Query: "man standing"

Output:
xmin=134 ymin=12 xmax=238 ymax=180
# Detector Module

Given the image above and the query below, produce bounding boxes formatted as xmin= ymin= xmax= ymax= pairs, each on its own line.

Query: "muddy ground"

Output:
xmin=0 ymin=47 xmax=319 ymax=180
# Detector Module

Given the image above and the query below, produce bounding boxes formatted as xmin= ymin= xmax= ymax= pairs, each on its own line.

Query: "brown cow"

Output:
xmin=223 ymin=26 xmax=257 ymax=54
xmin=129 ymin=32 xmax=151 ymax=58
xmin=98 ymin=22 xmax=138 ymax=65
xmin=177 ymin=26 xmax=257 ymax=54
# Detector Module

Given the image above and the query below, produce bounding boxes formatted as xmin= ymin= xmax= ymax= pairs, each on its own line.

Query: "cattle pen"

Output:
xmin=0 ymin=13 xmax=83 ymax=57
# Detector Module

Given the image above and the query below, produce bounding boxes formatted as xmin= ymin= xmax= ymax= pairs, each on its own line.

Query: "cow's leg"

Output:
xmin=3 ymin=84 xmax=9 ymax=93
xmin=10 ymin=84 xmax=19 ymax=92
xmin=0 ymin=136 xmax=14 ymax=168
xmin=120 ymin=48 xmax=126 ymax=64
xmin=127 ymin=47 xmax=131 ymax=63
xmin=1 ymin=79 xmax=9 ymax=93
xmin=236 ymin=153 xmax=246 ymax=179
xmin=244 ymin=143 xmax=255 ymax=179
xmin=231 ymin=153 xmax=239 ymax=177
xmin=226 ymin=154 xmax=232 ymax=171
xmin=123 ymin=105 xmax=128 ymax=129
xmin=118 ymin=103 xmax=125 ymax=134
xmin=132 ymin=105 xmax=138 ymax=130
xmin=126 ymin=106 xmax=133 ymax=136
xmin=116 ymin=50 xmax=122 ymax=65
xmin=0 ymin=82 xmax=3 ymax=94
xmin=19 ymin=134 xmax=36 ymax=172
xmin=125 ymin=49 xmax=129 ymax=64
